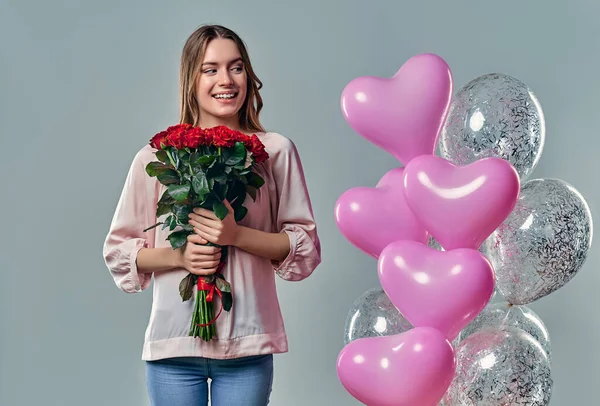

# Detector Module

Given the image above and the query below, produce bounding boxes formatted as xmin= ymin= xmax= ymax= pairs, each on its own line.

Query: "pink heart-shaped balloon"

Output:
xmin=337 ymin=327 xmax=456 ymax=406
xmin=335 ymin=167 xmax=428 ymax=258
xmin=340 ymin=53 xmax=453 ymax=165
xmin=403 ymin=155 xmax=520 ymax=251
xmin=378 ymin=240 xmax=495 ymax=340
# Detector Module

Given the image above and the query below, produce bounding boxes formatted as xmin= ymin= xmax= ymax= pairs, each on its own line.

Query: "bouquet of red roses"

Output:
xmin=143 ymin=124 xmax=269 ymax=341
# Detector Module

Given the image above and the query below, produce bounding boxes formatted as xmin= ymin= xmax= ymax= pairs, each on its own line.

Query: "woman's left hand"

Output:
xmin=188 ymin=200 xmax=239 ymax=246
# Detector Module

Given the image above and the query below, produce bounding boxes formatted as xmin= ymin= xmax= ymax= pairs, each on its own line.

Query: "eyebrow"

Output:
xmin=201 ymin=57 xmax=243 ymax=67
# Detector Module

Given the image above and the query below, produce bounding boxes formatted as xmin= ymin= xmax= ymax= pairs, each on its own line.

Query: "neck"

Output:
xmin=198 ymin=115 xmax=243 ymax=132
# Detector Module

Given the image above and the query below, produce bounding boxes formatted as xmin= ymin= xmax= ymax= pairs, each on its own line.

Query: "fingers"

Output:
xmin=187 ymin=233 xmax=207 ymax=245
xmin=189 ymin=217 xmax=221 ymax=235
xmin=193 ymin=259 xmax=221 ymax=268
xmin=189 ymin=243 xmax=221 ymax=255
xmin=191 ymin=207 xmax=218 ymax=220
xmin=184 ymin=248 xmax=221 ymax=276
xmin=189 ymin=214 xmax=221 ymax=229
xmin=189 ymin=266 xmax=218 ymax=276
xmin=194 ymin=223 xmax=220 ymax=238
xmin=191 ymin=252 xmax=221 ymax=263
xmin=223 ymin=199 xmax=234 ymax=212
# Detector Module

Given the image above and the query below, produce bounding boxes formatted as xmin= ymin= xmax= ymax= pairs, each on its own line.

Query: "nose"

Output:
xmin=218 ymin=70 xmax=234 ymax=87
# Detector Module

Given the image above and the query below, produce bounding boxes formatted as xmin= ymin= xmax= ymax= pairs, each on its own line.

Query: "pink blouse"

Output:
xmin=102 ymin=131 xmax=322 ymax=361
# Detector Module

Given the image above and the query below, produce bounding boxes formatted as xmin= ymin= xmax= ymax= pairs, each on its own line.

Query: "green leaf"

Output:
xmin=221 ymin=292 xmax=233 ymax=312
xmin=213 ymin=173 xmax=228 ymax=184
xmin=156 ymin=202 xmax=172 ymax=217
xmin=234 ymin=205 xmax=248 ymax=222
xmin=173 ymin=204 xmax=193 ymax=223
xmin=227 ymin=180 xmax=247 ymax=205
xmin=246 ymin=172 xmax=265 ymax=188
xmin=212 ymin=183 xmax=229 ymax=201
xmin=246 ymin=185 xmax=258 ymax=201
xmin=168 ymin=148 xmax=180 ymax=169
xmin=178 ymin=148 xmax=190 ymax=163
xmin=157 ymin=169 xmax=180 ymax=185
xmin=158 ymin=189 xmax=175 ymax=204
xmin=208 ymin=163 xmax=225 ymax=178
xmin=202 ymin=274 xmax=215 ymax=284
xmin=179 ymin=274 xmax=195 ymax=301
xmin=168 ymin=183 xmax=191 ymax=201
xmin=220 ymin=147 xmax=232 ymax=163
xmin=169 ymin=214 xmax=178 ymax=230
xmin=194 ymin=155 xmax=217 ymax=166
xmin=145 ymin=161 xmax=172 ymax=177
xmin=155 ymin=150 xmax=169 ymax=163
xmin=167 ymin=230 xmax=189 ymax=249
xmin=181 ymin=223 xmax=194 ymax=232
xmin=213 ymin=201 xmax=228 ymax=220
xmin=215 ymin=276 xmax=231 ymax=293
xmin=161 ymin=215 xmax=174 ymax=230
xmin=225 ymin=142 xmax=246 ymax=166
xmin=192 ymin=171 xmax=210 ymax=197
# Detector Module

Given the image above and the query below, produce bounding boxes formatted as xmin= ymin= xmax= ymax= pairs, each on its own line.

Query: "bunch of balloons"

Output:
xmin=335 ymin=54 xmax=593 ymax=406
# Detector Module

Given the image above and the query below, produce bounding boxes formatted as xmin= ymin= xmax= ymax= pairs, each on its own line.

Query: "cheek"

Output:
xmin=236 ymin=78 xmax=248 ymax=101
xmin=196 ymin=78 xmax=212 ymax=100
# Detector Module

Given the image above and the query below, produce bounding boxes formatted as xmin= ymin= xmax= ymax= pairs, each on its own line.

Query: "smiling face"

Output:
xmin=195 ymin=38 xmax=248 ymax=130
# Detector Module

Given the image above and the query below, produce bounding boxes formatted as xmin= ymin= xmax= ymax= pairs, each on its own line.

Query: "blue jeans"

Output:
xmin=145 ymin=354 xmax=274 ymax=406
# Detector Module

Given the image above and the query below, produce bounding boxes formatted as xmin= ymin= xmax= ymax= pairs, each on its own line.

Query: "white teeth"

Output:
xmin=213 ymin=93 xmax=236 ymax=99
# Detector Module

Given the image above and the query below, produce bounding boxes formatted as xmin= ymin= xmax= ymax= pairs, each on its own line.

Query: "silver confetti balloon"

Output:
xmin=482 ymin=178 xmax=593 ymax=305
xmin=443 ymin=326 xmax=553 ymax=405
xmin=457 ymin=301 xmax=551 ymax=362
xmin=343 ymin=287 xmax=413 ymax=345
xmin=439 ymin=73 xmax=545 ymax=182
xmin=428 ymin=235 xmax=444 ymax=251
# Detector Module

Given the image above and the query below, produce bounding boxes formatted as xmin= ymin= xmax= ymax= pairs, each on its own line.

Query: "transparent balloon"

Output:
xmin=443 ymin=326 xmax=553 ymax=405
xmin=457 ymin=301 xmax=551 ymax=361
xmin=439 ymin=73 xmax=545 ymax=182
xmin=344 ymin=287 xmax=413 ymax=345
xmin=482 ymin=178 xmax=593 ymax=304
xmin=428 ymin=235 xmax=444 ymax=251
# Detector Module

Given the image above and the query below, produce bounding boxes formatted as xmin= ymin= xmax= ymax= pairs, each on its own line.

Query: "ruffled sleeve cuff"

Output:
xmin=272 ymin=225 xmax=321 ymax=281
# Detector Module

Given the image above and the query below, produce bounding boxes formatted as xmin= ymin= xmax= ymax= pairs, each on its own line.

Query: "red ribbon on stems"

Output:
xmin=195 ymin=262 xmax=225 ymax=327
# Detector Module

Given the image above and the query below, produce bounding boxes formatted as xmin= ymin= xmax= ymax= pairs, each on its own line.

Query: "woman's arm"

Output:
xmin=103 ymin=147 xmax=160 ymax=293
xmin=136 ymin=247 xmax=182 ymax=274
xmin=233 ymin=226 xmax=290 ymax=262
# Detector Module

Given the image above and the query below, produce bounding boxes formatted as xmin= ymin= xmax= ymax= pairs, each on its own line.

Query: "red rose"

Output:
xmin=183 ymin=127 xmax=204 ymax=149
xmin=248 ymin=135 xmax=269 ymax=163
xmin=163 ymin=124 xmax=192 ymax=149
xmin=209 ymin=126 xmax=239 ymax=148
xmin=150 ymin=130 xmax=168 ymax=149
xmin=201 ymin=129 xmax=213 ymax=147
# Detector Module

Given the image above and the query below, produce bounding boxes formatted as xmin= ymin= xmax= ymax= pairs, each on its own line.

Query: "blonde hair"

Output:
xmin=179 ymin=24 xmax=265 ymax=133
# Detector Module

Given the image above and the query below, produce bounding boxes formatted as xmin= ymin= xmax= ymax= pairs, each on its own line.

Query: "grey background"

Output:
xmin=1 ymin=0 xmax=597 ymax=405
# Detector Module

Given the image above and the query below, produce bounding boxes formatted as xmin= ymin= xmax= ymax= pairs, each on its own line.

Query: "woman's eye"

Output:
xmin=232 ymin=65 xmax=244 ymax=72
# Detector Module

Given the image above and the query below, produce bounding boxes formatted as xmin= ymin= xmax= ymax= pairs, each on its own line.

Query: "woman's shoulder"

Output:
xmin=257 ymin=131 xmax=298 ymax=158
xmin=130 ymin=143 xmax=158 ymax=165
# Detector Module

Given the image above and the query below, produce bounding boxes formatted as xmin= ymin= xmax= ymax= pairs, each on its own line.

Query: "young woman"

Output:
xmin=103 ymin=24 xmax=321 ymax=405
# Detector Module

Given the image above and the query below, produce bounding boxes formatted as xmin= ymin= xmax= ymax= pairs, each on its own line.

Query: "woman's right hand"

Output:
xmin=178 ymin=233 xmax=222 ymax=276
